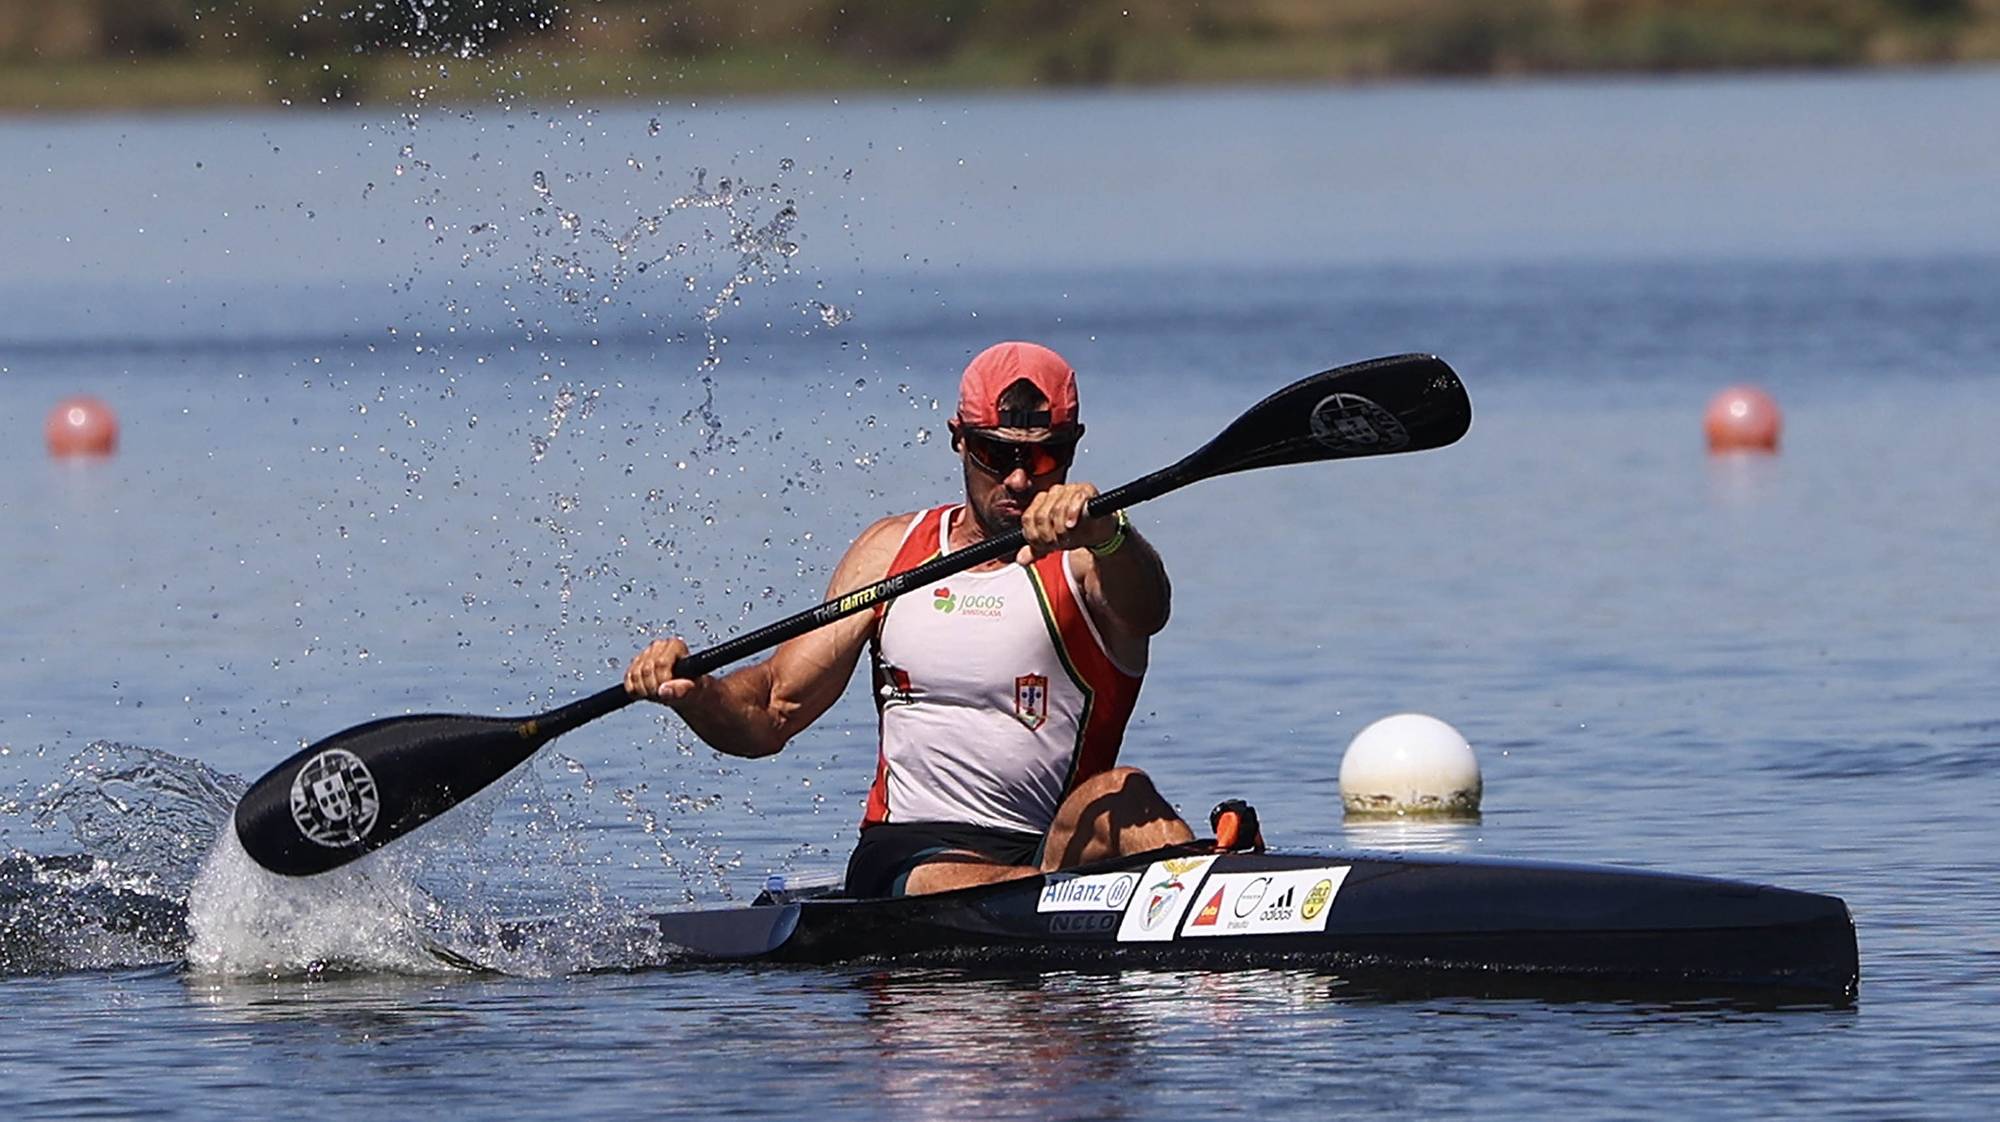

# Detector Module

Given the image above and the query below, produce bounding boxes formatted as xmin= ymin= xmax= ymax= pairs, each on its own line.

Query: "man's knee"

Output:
xmin=1045 ymin=766 xmax=1195 ymax=870
xmin=1071 ymin=765 xmax=1162 ymax=804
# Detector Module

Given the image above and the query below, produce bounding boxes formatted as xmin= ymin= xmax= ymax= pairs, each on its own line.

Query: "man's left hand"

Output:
xmin=1016 ymin=482 xmax=1116 ymax=564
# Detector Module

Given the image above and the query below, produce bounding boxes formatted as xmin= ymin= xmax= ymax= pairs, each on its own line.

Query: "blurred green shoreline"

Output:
xmin=6 ymin=0 xmax=1999 ymax=114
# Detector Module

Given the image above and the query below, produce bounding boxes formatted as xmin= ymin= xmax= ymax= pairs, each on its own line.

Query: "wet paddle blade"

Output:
xmin=233 ymin=712 xmax=549 ymax=876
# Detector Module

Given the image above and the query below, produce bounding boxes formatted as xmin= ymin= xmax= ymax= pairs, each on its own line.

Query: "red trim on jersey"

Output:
xmin=1028 ymin=552 xmax=1143 ymax=795
xmin=861 ymin=748 xmax=893 ymax=827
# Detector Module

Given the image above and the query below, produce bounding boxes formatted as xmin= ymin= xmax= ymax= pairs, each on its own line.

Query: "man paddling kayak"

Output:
xmin=626 ymin=341 xmax=1197 ymax=896
xmin=234 ymin=354 xmax=1463 ymax=880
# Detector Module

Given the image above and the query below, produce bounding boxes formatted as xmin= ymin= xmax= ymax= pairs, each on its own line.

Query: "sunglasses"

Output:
xmin=960 ymin=430 xmax=1079 ymax=477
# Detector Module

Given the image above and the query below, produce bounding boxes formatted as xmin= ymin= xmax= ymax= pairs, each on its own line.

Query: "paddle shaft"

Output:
xmin=528 ymin=470 xmax=1183 ymax=742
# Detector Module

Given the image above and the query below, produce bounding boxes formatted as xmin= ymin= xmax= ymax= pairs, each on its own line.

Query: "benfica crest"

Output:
xmin=288 ymin=747 xmax=381 ymax=848
xmin=1014 ymin=673 xmax=1048 ymax=730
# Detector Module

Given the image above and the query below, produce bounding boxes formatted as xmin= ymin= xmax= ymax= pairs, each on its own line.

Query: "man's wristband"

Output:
xmin=1089 ymin=509 xmax=1131 ymax=557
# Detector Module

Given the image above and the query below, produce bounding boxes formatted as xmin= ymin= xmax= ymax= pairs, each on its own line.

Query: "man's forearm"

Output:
xmin=674 ymin=664 xmax=789 ymax=758
xmin=1093 ymin=525 xmax=1171 ymax=636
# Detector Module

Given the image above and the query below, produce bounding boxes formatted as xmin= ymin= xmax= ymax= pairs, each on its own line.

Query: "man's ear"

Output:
xmin=946 ymin=418 xmax=962 ymax=451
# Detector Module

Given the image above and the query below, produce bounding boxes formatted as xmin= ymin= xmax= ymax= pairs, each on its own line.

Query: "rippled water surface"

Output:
xmin=4 ymin=71 xmax=1999 ymax=1119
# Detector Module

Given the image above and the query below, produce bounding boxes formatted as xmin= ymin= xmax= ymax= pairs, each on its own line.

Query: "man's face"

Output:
xmin=954 ymin=422 xmax=1078 ymax=536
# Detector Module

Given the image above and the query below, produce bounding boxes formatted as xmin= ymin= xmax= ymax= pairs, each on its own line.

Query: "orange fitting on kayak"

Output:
xmin=1215 ymin=812 xmax=1244 ymax=850
xmin=1208 ymin=799 xmax=1266 ymax=854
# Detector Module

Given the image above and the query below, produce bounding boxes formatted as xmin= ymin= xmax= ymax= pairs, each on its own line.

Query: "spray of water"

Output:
xmin=2 ymin=742 xmax=228 ymax=975
xmin=3 ymin=742 xmax=706 ymax=980
xmin=7 ymin=4 xmax=900 ymax=983
xmin=185 ymin=828 xmax=452 ymax=977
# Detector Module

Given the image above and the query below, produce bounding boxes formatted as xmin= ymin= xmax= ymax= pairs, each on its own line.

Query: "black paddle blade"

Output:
xmin=1196 ymin=353 xmax=1470 ymax=477
xmin=1192 ymin=354 xmax=1464 ymax=476
xmin=1082 ymin=354 xmax=1470 ymax=515
xmin=233 ymin=712 xmax=549 ymax=876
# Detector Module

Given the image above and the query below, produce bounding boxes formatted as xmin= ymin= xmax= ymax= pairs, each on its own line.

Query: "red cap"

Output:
xmin=956 ymin=342 xmax=1080 ymax=431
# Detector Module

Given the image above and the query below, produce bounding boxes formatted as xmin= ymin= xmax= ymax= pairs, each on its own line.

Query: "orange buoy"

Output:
xmin=45 ymin=395 xmax=120 ymax=458
xmin=1703 ymin=385 xmax=1781 ymax=453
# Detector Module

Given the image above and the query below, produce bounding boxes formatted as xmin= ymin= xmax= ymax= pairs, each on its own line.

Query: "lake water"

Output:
xmin=4 ymin=67 xmax=1999 ymax=1118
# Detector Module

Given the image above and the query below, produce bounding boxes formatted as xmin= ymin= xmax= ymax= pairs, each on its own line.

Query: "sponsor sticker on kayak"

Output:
xmin=1037 ymin=870 xmax=1140 ymax=913
xmin=1177 ymin=867 xmax=1350 ymax=938
xmin=1115 ymin=856 xmax=1217 ymax=942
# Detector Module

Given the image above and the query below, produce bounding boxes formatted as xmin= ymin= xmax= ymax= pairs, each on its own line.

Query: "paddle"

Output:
xmin=234 ymin=353 xmax=1472 ymax=876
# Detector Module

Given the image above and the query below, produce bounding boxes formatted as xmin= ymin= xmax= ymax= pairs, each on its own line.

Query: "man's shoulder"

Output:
xmin=855 ymin=508 xmax=926 ymax=544
xmin=840 ymin=508 xmax=935 ymax=569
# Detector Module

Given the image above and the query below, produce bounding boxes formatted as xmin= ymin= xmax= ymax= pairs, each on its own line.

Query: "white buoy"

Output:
xmin=1339 ymin=713 xmax=1482 ymax=818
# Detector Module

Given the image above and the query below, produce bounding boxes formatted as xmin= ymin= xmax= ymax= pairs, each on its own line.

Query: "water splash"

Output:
xmin=2 ymin=741 xmax=735 ymax=980
xmin=0 ymin=851 xmax=187 ymax=976
xmin=529 ymin=382 xmax=600 ymax=464
xmin=183 ymin=757 xmax=723 ymax=978
xmin=31 ymin=740 xmax=245 ymax=888
xmin=185 ymin=823 xmax=710 ymax=978
xmin=184 ymin=829 xmax=452 ymax=977
xmin=518 ymin=162 xmax=812 ymax=363
xmin=0 ymin=741 xmax=232 ymax=975
xmin=238 ymin=7 xmax=873 ymax=924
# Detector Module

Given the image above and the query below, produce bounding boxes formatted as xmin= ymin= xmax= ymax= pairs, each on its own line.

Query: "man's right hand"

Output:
xmin=626 ymin=638 xmax=710 ymax=705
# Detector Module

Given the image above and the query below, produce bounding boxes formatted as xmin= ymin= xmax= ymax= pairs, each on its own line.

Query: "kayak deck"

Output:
xmin=641 ymin=847 xmax=1859 ymax=1001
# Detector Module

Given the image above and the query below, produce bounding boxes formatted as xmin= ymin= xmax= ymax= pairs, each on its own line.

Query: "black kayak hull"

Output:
xmin=644 ymin=847 xmax=1859 ymax=1001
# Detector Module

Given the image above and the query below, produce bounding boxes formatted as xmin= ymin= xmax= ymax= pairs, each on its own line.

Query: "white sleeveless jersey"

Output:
xmin=862 ymin=505 xmax=1144 ymax=835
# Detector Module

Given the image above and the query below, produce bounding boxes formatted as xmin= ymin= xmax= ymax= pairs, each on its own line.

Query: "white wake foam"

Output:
xmin=184 ymin=828 xmax=457 ymax=978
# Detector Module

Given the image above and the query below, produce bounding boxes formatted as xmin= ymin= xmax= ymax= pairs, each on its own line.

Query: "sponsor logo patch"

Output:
xmin=1115 ymin=856 xmax=1217 ymax=942
xmin=1301 ymin=878 xmax=1335 ymax=922
xmin=289 ymin=748 xmax=381 ymax=848
xmin=933 ymin=587 xmax=1006 ymax=618
xmin=1047 ymin=911 xmax=1119 ymax=935
xmin=1190 ymin=886 xmax=1226 ymax=928
xmin=1014 ymin=674 xmax=1049 ymax=731
xmin=1037 ymin=871 xmax=1140 ymax=913
xmin=1308 ymin=393 xmax=1410 ymax=454
xmin=1178 ymin=867 xmax=1351 ymax=938
xmin=1231 ymin=875 xmax=1272 ymax=919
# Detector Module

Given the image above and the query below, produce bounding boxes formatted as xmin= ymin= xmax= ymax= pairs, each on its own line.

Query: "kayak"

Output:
xmin=605 ymin=846 xmax=1858 ymax=1001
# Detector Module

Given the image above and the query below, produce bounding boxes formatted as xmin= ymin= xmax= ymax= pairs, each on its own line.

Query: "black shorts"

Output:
xmin=844 ymin=821 xmax=1044 ymax=899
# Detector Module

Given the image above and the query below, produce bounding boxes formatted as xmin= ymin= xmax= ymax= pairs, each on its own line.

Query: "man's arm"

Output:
xmin=625 ymin=513 xmax=910 ymax=758
xmin=1017 ymin=483 xmax=1171 ymax=660
xmin=1073 ymin=515 xmax=1171 ymax=638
